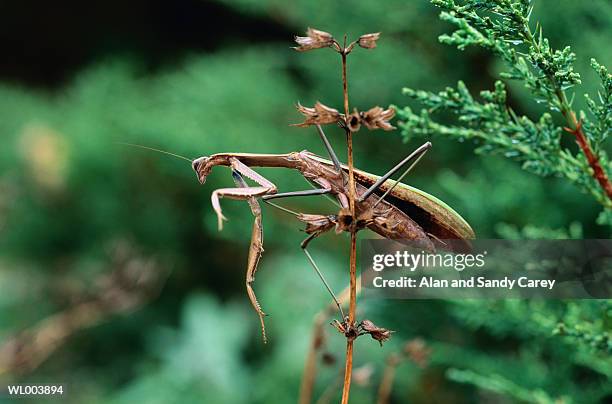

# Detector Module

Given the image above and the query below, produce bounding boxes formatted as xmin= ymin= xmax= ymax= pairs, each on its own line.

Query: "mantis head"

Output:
xmin=192 ymin=156 xmax=211 ymax=184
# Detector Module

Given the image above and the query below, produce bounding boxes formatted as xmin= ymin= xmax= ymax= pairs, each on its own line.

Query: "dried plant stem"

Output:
xmin=300 ymin=282 xmax=358 ymax=404
xmin=342 ymin=52 xmax=350 ymax=121
xmin=299 ymin=310 xmax=328 ymax=404
xmin=315 ymin=373 xmax=343 ymax=404
xmin=340 ymin=46 xmax=358 ymax=404
xmin=341 ymin=332 xmax=355 ymax=404
xmin=0 ymin=251 xmax=165 ymax=377
xmin=292 ymin=28 xmax=388 ymax=404
xmin=376 ymin=355 xmax=400 ymax=404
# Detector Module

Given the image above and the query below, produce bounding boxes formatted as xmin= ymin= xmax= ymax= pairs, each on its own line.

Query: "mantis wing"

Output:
xmin=353 ymin=168 xmax=475 ymax=240
xmin=305 ymin=153 xmax=475 ymax=244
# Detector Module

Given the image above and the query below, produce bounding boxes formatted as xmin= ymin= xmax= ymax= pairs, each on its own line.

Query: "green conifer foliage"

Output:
xmin=398 ymin=0 xmax=612 ymax=223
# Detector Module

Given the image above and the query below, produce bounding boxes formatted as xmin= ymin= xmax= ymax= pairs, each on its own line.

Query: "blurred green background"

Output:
xmin=0 ymin=1 xmax=610 ymax=403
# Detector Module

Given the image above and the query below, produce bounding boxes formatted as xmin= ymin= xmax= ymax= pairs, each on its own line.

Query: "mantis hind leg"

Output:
xmin=260 ymin=198 xmax=344 ymax=320
xmin=301 ymin=232 xmax=345 ymax=320
xmin=232 ymin=169 xmax=268 ymax=343
xmin=359 ymin=142 xmax=432 ymax=203
xmin=315 ymin=124 xmax=342 ymax=173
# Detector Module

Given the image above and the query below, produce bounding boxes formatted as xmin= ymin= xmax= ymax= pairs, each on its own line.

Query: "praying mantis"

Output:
xmin=191 ymin=124 xmax=475 ymax=342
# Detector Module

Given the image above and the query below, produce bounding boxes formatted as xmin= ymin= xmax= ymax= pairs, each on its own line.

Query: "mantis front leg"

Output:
xmin=211 ymin=158 xmax=277 ymax=230
xmin=208 ymin=158 xmax=278 ymax=343
xmin=232 ymin=169 xmax=269 ymax=343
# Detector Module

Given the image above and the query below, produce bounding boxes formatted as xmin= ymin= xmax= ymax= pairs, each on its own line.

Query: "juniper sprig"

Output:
xmin=397 ymin=0 xmax=612 ymax=223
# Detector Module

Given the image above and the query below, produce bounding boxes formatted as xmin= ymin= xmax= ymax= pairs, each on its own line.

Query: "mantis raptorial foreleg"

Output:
xmin=232 ymin=169 xmax=268 ymax=343
xmin=211 ymin=158 xmax=277 ymax=230
xmin=221 ymin=157 xmax=337 ymax=342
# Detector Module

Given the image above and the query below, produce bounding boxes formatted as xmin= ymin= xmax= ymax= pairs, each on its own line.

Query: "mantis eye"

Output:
xmin=192 ymin=157 xmax=210 ymax=184
xmin=192 ymin=157 xmax=205 ymax=173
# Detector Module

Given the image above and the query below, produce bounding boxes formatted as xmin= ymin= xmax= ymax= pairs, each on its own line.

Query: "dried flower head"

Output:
xmin=346 ymin=109 xmax=362 ymax=132
xmin=358 ymin=32 xmax=381 ymax=49
xmin=359 ymin=319 xmax=393 ymax=346
xmin=293 ymin=28 xmax=335 ymax=52
xmin=297 ymin=213 xmax=336 ymax=234
xmin=331 ymin=318 xmax=348 ymax=334
xmin=361 ymin=106 xmax=396 ymax=131
xmin=294 ymin=101 xmax=342 ymax=127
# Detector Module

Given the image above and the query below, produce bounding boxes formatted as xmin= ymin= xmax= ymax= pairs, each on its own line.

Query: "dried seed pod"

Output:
xmin=346 ymin=109 xmax=362 ymax=132
xmin=297 ymin=213 xmax=336 ymax=234
xmin=359 ymin=319 xmax=393 ymax=346
xmin=293 ymin=28 xmax=335 ymax=52
xmin=358 ymin=32 xmax=381 ymax=49
xmin=335 ymin=207 xmax=353 ymax=234
xmin=361 ymin=106 xmax=396 ymax=131
xmin=294 ymin=102 xmax=342 ymax=127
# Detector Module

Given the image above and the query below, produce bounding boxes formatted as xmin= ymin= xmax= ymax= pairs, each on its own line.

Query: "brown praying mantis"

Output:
xmin=191 ymin=124 xmax=475 ymax=343
xmin=122 ymin=29 xmax=476 ymax=346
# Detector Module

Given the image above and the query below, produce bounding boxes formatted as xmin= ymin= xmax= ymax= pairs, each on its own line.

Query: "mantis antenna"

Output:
xmin=116 ymin=142 xmax=194 ymax=163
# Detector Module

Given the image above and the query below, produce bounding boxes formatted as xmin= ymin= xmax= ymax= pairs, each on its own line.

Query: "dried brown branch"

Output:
xmin=340 ymin=42 xmax=360 ymax=404
xmin=376 ymin=353 xmax=401 ymax=404
xmin=0 ymin=242 xmax=167 ymax=379
xmin=292 ymin=28 xmax=392 ymax=404
xmin=315 ymin=373 xmax=343 ymax=404
xmin=300 ymin=310 xmax=331 ymax=404
xmin=376 ymin=338 xmax=431 ymax=404
xmin=299 ymin=281 xmax=359 ymax=404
